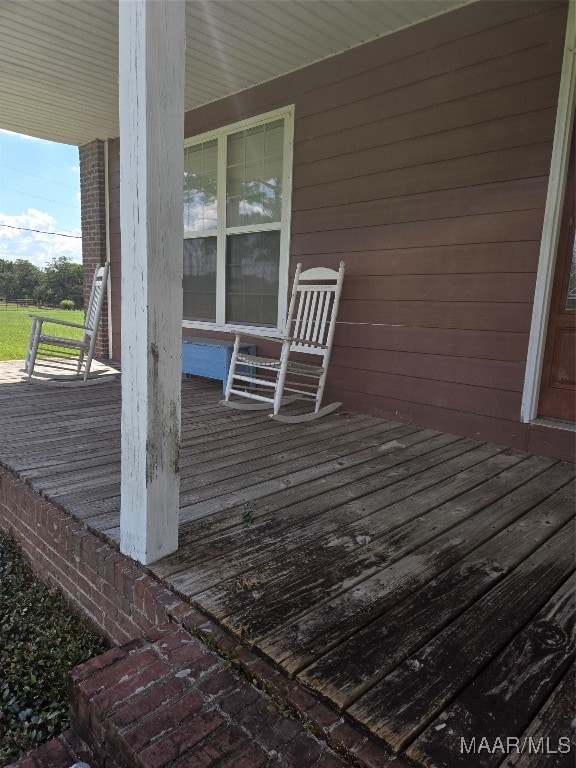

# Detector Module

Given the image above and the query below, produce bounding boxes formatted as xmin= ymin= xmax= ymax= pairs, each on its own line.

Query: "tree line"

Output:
xmin=0 ymin=257 xmax=83 ymax=309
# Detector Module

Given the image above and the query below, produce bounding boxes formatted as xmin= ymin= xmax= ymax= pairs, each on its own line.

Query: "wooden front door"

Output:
xmin=538 ymin=124 xmax=576 ymax=421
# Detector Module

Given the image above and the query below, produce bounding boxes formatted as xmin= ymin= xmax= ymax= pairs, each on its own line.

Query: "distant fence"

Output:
xmin=0 ymin=299 xmax=61 ymax=309
xmin=1 ymin=298 xmax=37 ymax=307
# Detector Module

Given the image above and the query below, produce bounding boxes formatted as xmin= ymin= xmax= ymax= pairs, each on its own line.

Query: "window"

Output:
xmin=183 ymin=108 xmax=293 ymax=333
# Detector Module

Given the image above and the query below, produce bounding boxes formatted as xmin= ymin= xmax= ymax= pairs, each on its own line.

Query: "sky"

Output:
xmin=0 ymin=129 xmax=82 ymax=269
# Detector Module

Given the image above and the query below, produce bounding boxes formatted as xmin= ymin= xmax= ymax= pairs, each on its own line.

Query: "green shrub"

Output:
xmin=0 ymin=533 xmax=108 ymax=765
xmin=59 ymin=299 xmax=75 ymax=310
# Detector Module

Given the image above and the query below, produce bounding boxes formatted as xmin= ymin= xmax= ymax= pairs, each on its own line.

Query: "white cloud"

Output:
xmin=0 ymin=209 xmax=82 ymax=267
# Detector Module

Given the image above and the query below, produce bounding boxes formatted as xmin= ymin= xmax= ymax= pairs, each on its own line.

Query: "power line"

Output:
xmin=0 ymin=223 xmax=81 ymax=239
xmin=0 ymin=186 xmax=80 ymax=209
xmin=0 ymin=163 xmax=79 ymax=190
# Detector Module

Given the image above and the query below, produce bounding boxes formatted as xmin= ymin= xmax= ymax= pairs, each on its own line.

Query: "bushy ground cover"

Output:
xmin=0 ymin=307 xmax=84 ymax=361
xmin=0 ymin=533 xmax=108 ymax=765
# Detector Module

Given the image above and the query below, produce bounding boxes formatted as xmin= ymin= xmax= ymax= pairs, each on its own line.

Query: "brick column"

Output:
xmin=79 ymin=139 xmax=109 ymax=359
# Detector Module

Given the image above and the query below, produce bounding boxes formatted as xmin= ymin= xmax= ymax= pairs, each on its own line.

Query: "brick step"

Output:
xmin=67 ymin=622 xmax=351 ymax=768
xmin=7 ymin=730 xmax=94 ymax=768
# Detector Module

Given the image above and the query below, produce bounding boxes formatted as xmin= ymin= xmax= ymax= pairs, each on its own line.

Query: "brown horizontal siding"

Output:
xmin=295 ymin=4 xmax=565 ymax=121
xmin=339 ymin=300 xmax=532 ymax=333
xmin=105 ymin=0 xmax=568 ymax=454
xmin=293 ymin=242 xmax=540 ymax=276
xmin=333 ymin=324 xmax=529 ymax=363
xmin=527 ymin=424 xmax=576 ymax=461
xmin=294 ymin=108 xmax=556 ymax=189
xmin=330 ymin=348 xmax=524 ymax=392
xmin=297 ymin=41 xmax=562 ymax=145
xmin=292 ymin=177 xmax=548 ymax=234
xmin=327 ymin=365 xmax=521 ymax=420
xmin=291 ymin=211 xmax=545 ymax=255
xmin=295 ymin=74 xmax=560 ymax=167
xmin=293 ymin=143 xmax=554 ymax=211
xmin=342 ymin=273 xmax=536 ymax=304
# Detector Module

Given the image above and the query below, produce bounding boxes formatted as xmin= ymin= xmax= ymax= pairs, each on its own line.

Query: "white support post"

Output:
xmin=119 ymin=0 xmax=185 ymax=564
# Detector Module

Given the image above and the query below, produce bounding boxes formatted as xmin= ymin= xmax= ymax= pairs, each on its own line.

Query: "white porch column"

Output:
xmin=119 ymin=0 xmax=185 ymax=564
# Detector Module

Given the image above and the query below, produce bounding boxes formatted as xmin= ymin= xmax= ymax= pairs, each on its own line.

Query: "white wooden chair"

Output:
xmin=222 ymin=261 xmax=345 ymax=422
xmin=25 ymin=263 xmax=109 ymax=382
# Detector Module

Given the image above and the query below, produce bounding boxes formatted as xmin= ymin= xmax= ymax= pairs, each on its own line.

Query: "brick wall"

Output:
xmin=0 ymin=467 xmax=171 ymax=645
xmin=79 ymin=139 xmax=109 ymax=359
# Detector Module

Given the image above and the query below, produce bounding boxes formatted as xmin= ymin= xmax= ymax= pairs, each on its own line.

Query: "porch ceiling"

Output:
xmin=0 ymin=0 xmax=471 ymax=146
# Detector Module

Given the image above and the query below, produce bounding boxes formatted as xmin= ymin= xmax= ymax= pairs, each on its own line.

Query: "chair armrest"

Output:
xmin=29 ymin=314 xmax=89 ymax=330
xmin=231 ymin=331 xmax=326 ymax=349
xmin=231 ymin=331 xmax=285 ymax=344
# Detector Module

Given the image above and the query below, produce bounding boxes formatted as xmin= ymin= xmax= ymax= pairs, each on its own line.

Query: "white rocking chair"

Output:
xmin=25 ymin=263 xmax=109 ymax=382
xmin=222 ymin=261 xmax=345 ymax=423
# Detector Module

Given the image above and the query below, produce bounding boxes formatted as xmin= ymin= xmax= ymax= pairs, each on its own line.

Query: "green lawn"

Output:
xmin=0 ymin=307 xmax=85 ymax=361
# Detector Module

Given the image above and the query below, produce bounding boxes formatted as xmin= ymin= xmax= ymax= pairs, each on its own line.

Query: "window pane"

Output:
xmin=184 ymin=139 xmax=217 ymax=234
xmin=226 ymin=231 xmax=280 ymax=326
xmin=226 ymin=120 xmax=284 ymax=228
xmin=183 ymin=237 xmax=217 ymax=321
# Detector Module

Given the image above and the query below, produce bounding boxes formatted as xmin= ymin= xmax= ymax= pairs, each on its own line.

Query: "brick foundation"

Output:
xmin=79 ymin=139 xmax=109 ymax=359
xmin=0 ymin=467 xmax=181 ymax=646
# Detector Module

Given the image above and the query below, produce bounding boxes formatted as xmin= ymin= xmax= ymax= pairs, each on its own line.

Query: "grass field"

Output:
xmin=0 ymin=307 xmax=85 ymax=361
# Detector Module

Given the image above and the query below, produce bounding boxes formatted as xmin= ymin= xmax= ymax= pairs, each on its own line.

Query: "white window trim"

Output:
xmin=182 ymin=105 xmax=294 ymax=336
xmin=521 ymin=4 xmax=576 ymax=423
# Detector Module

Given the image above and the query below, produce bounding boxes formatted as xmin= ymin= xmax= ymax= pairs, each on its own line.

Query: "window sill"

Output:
xmin=531 ymin=417 xmax=576 ymax=432
xmin=182 ymin=320 xmax=283 ymax=338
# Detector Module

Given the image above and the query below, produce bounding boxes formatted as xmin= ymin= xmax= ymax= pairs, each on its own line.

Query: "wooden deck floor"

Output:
xmin=0 ymin=361 xmax=574 ymax=767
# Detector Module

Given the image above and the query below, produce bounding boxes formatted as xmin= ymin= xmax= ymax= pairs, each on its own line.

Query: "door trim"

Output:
xmin=521 ymin=0 xmax=576 ymax=424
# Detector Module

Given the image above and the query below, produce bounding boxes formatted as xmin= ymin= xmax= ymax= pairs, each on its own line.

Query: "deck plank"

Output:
xmin=263 ymin=454 xmax=559 ymax=671
xmin=296 ymin=481 xmax=574 ymax=707
xmin=188 ymin=443 xmax=513 ymax=626
xmin=178 ymin=420 xmax=416 ymax=497
xmin=47 ymin=417 xmax=404 ymax=510
xmin=164 ymin=433 xmax=472 ymax=591
xmin=500 ymin=661 xmax=576 ymax=768
xmin=406 ymin=576 xmax=575 ymax=768
xmin=213 ymin=456 xmax=568 ymax=649
xmin=95 ymin=425 xmax=438 ymax=539
xmin=177 ymin=430 xmax=461 ymax=524
xmin=345 ymin=521 xmax=575 ymax=751
xmin=178 ymin=418 xmax=401 ymax=487
xmin=177 ymin=424 xmax=426 ymax=539
xmin=28 ymin=417 xmax=378 ymax=498
xmin=156 ymin=433 xmax=482 ymax=582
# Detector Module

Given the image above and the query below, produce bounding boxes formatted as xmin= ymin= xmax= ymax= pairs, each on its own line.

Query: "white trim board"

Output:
xmin=521 ymin=0 xmax=576 ymax=424
xmin=104 ymin=139 xmax=113 ymax=359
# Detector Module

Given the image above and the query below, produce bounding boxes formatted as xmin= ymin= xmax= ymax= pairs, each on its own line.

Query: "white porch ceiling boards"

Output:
xmin=0 ymin=0 xmax=470 ymax=147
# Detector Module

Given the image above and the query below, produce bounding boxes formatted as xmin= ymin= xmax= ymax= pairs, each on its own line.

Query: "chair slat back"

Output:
xmin=84 ymin=263 xmax=109 ymax=337
xmin=286 ymin=262 xmax=345 ymax=355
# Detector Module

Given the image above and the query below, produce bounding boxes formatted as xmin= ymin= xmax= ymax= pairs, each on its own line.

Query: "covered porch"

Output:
xmin=0 ymin=362 xmax=573 ymax=767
